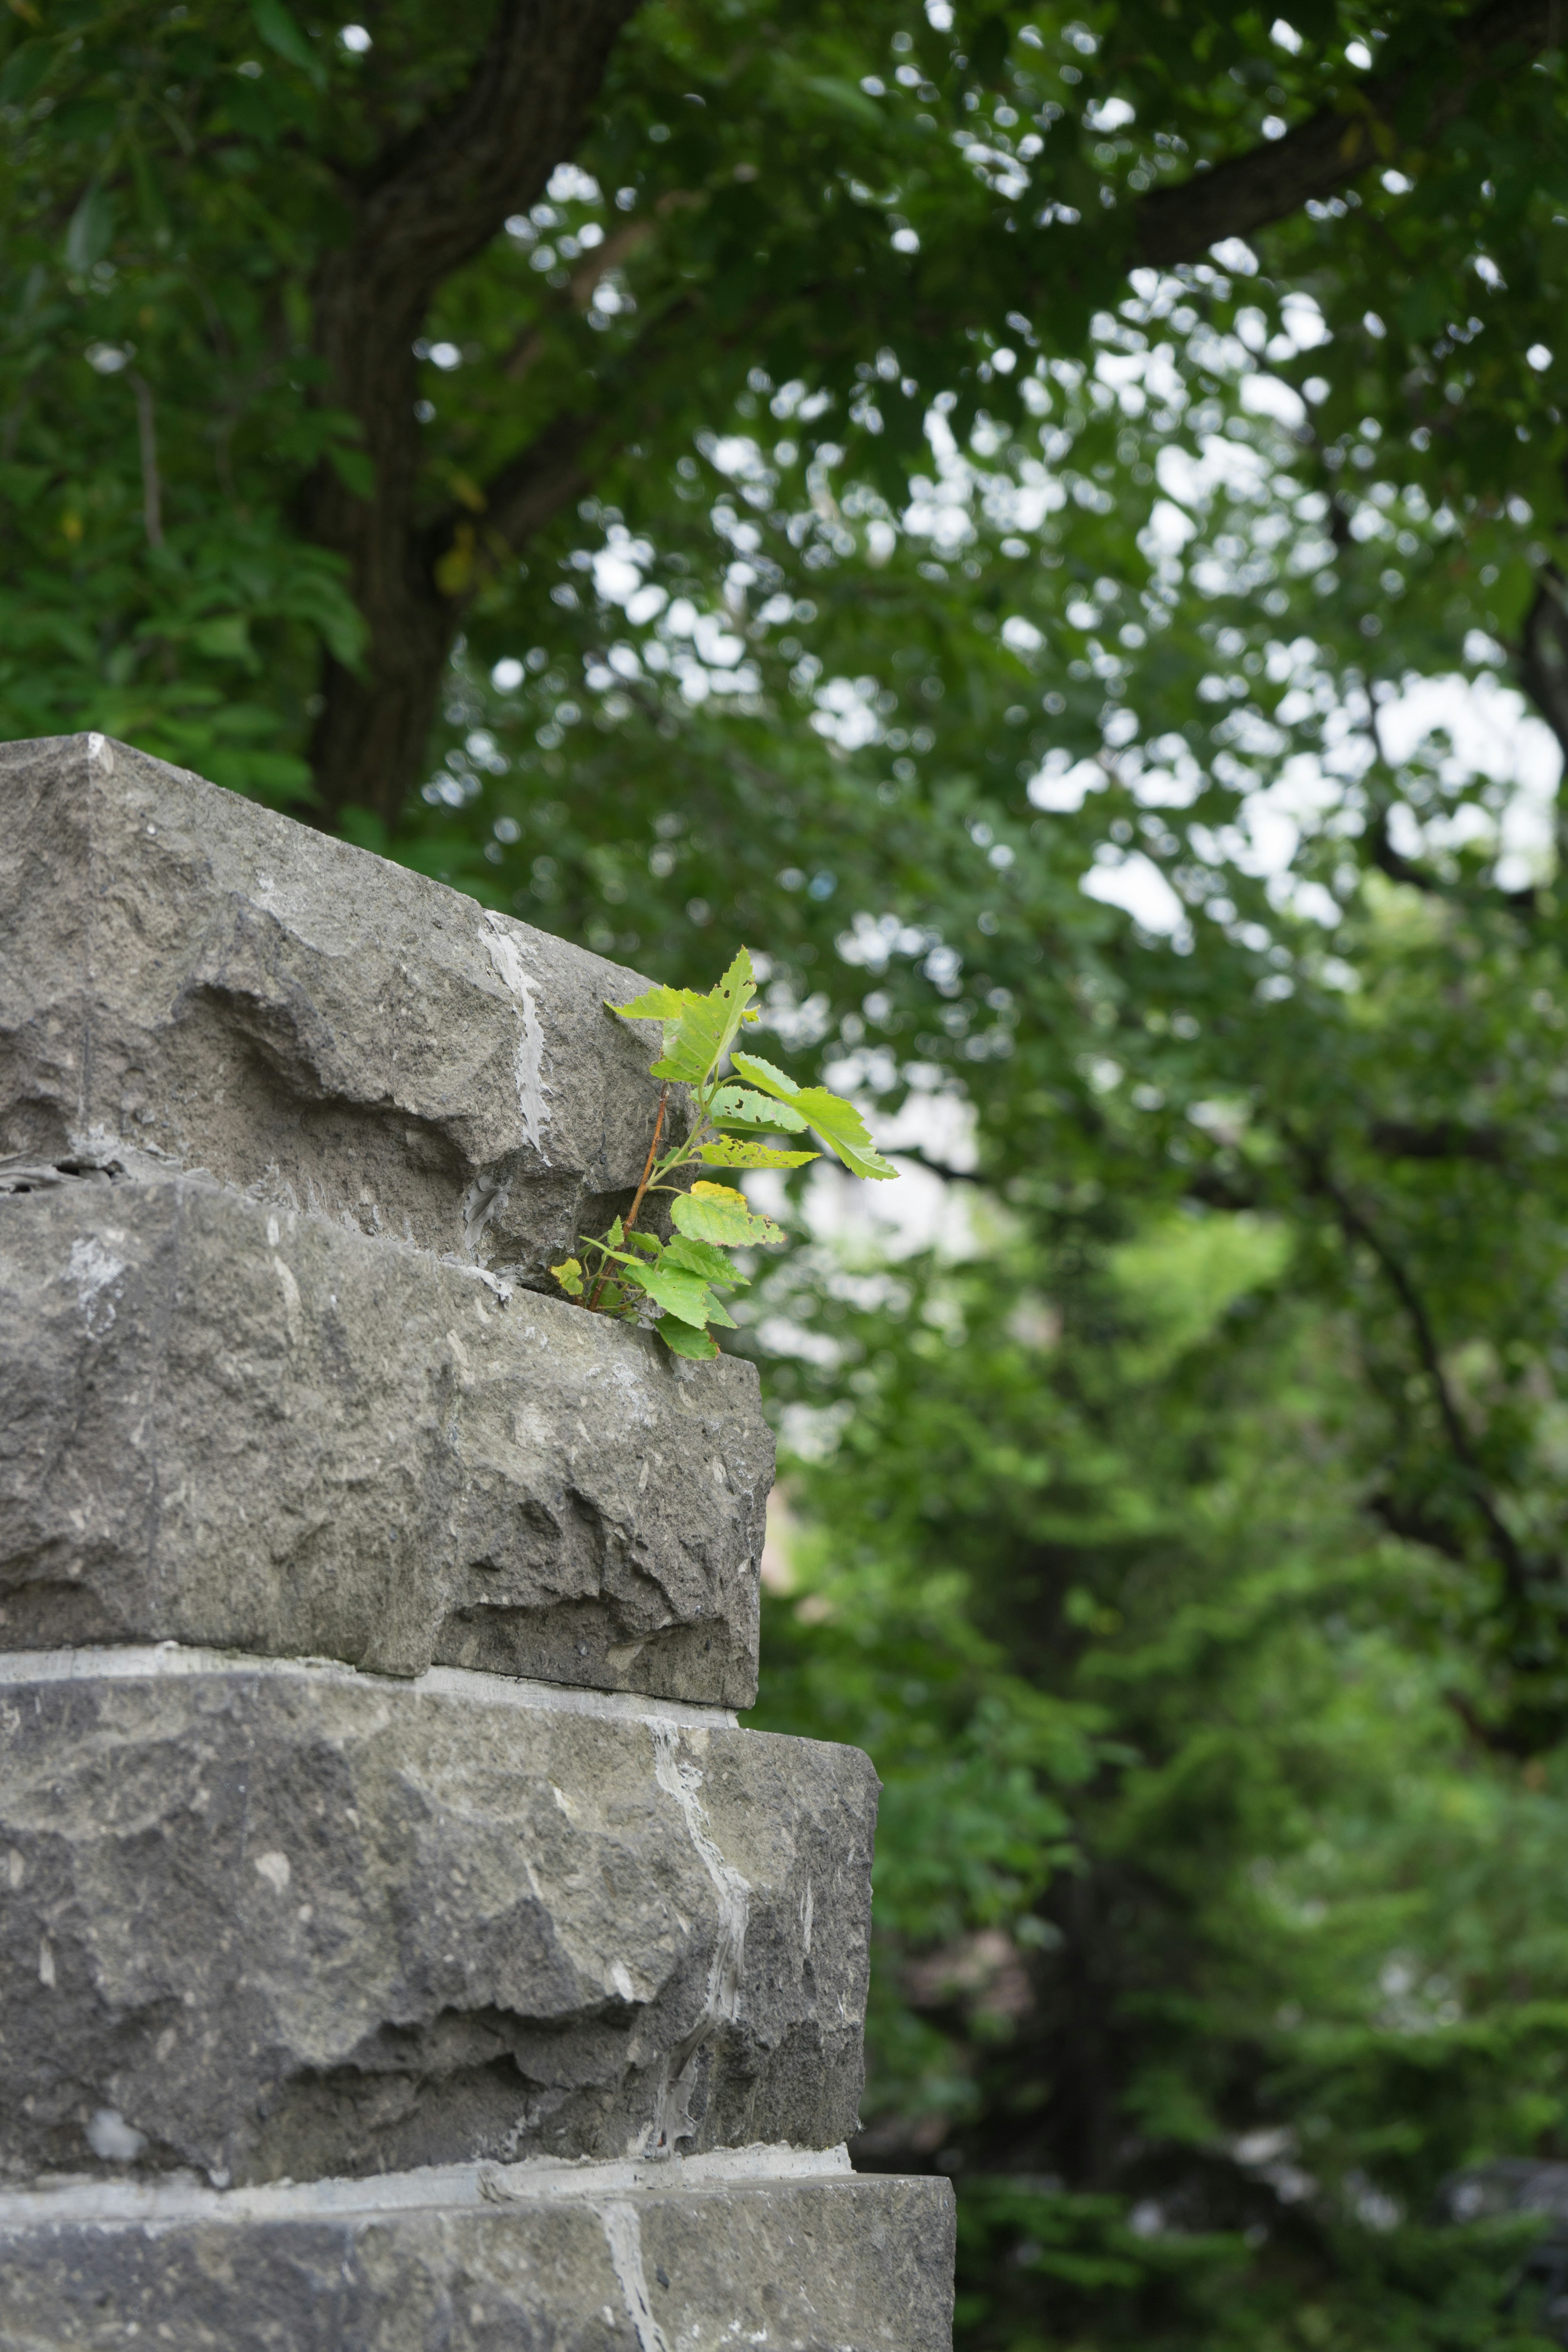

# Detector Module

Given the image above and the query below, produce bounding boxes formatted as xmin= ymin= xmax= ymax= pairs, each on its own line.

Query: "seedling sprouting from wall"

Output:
xmin=552 ymin=947 xmax=896 ymax=1359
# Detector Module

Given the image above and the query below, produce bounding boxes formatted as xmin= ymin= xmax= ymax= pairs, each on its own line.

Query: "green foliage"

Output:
xmin=748 ymin=1207 xmax=1568 ymax=2350
xmin=551 ymin=947 xmax=891 ymax=1352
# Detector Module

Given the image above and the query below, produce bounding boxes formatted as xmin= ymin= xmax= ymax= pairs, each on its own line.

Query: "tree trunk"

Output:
xmin=304 ymin=0 xmax=639 ymax=831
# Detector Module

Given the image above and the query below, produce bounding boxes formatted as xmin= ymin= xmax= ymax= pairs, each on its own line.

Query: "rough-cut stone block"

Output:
xmin=0 ymin=1657 xmax=875 ymax=2189
xmin=0 ymin=2169 xmax=956 ymax=2351
xmin=0 ymin=732 xmax=689 ymax=1285
xmin=0 ymin=1177 xmax=769 ymax=1703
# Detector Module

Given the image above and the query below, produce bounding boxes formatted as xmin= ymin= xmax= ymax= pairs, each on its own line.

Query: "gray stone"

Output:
xmin=0 ymin=2172 xmax=956 ymax=2350
xmin=0 ymin=1658 xmax=876 ymax=2188
xmin=0 ymin=733 xmax=693 ymax=1287
xmin=0 ymin=1177 xmax=769 ymax=1703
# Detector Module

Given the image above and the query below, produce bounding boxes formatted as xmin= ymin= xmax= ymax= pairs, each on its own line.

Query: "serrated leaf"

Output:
xmin=664 ymin=1233 xmax=745 ymax=1284
xmin=550 ymin=1257 xmax=584 ymax=1297
xmin=728 ymin=1052 xmax=800 ymax=1100
xmin=610 ymin=982 xmax=694 ymax=1021
xmin=698 ymin=1137 xmax=819 ymax=1171
xmin=615 ymin=948 xmax=757 ymax=1086
xmin=622 ymin=1261 xmax=719 ymax=1327
xmin=625 ymin=1228 xmax=662 ymax=1256
xmin=606 ymin=1214 xmax=625 ymax=1246
xmin=731 ymin=1055 xmax=896 ymax=1180
xmin=672 ymin=1181 xmax=788 ymax=1249
xmin=710 ymin=1085 xmax=809 ymax=1132
xmin=658 ymin=1319 xmax=719 ymax=1360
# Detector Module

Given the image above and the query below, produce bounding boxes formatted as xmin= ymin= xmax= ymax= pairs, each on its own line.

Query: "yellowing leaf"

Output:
xmin=672 ymin=1181 xmax=788 ymax=1248
xmin=699 ymin=1136 xmax=818 ymax=1171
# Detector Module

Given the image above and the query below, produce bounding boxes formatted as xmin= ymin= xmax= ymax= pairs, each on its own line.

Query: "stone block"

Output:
xmin=0 ymin=2164 xmax=956 ymax=2351
xmin=0 ymin=1656 xmax=875 ymax=2188
xmin=0 ymin=1177 xmax=769 ymax=1703
xmin=0 ymin=733 xmax=688 ymax=1285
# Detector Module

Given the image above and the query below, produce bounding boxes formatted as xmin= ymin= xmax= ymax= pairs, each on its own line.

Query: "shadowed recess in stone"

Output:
xmin=0 ymin=1662 xmax=875 ymax=2188
xmin=0 ymin=1178 xmax=770 ymax=1703
xmin=0 ymin=732 xmax=693 ymax=1285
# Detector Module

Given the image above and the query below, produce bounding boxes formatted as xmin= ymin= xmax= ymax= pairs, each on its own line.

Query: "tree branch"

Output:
xmin=1367 ymin=1120 xmax=1508 ymax=1163
xmin=1297 ymin=1139 xmax=1531 ymax=1606
xmin=1132 ymin=0 xmax=1551 ymax=270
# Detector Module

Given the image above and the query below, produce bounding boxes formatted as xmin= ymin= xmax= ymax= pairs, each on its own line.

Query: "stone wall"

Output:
xmin=0 ymin=735 xmax=955 ymax=2350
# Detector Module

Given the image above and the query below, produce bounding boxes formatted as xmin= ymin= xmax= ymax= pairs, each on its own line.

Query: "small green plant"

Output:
xmin=551 ymin=947 xmax=896 ymax=1359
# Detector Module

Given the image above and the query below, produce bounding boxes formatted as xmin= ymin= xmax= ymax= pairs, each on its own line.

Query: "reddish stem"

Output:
xmin=586 ymin=1084 xmax=668 ymax=1310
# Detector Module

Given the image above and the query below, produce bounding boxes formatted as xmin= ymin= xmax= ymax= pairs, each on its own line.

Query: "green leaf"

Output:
xmin=657 ymin=1319 xmax=719 ymax=1360
xmin=671 ymin=1181 xmax=788 ymax=1248
xmin=698 ymin=1136 xmax=818 ymax=1171
xmin=191 ymin=615 xmax=254 ymax=661
xmin=1 ymin=40 xmax=55 ymax=107
xmin=251 ymin=0 xmax=325 ymax=82
xmin=624 ymin=1260 xmax=721 ymax=1326
xmin=610 ymin=982 xmax=693 ymax=1020
xmin=613 ymin=947 xmax=757 ymax=1085
xmin=327 ymin=443 xmax=375 ymax=499
xmin=710 ymin=1085 xmax=809 ymax=1132
xmin=664 ymin=1232 xmax=745 ymax=1284
xmin=625 ymin=1228 xmax=662 ymax=1256
xmin=730 ymin=1055 xmax=897 ymax=1181
xmin=550 ymin=1256 xmax=584 ymax=1297
xmin=802 ymin=74 xmax=886 ymax=131
xmin=65 ymin=183 xmax=115 ymax=274
xmin=727 ymin=1051 xmax=800 ymax=1100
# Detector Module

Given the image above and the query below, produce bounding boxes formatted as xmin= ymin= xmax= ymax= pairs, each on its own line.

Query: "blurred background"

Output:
xmin=6 ymin=1 xmax=1568 ymax=2340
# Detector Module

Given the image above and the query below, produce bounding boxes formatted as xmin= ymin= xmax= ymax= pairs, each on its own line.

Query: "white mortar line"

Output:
xmin=480 ymin=910 xmax=551 ymax=1160
xmin=594 ymin=2201 xmax=672 ymax=2352
xmin=647 ymin=1724 xmax=754 ymax=2155
xmin=0 ymin=1645 xmax=739 ymax=1731
xmin=0 ymin=2143 xmax=852 ymax=2232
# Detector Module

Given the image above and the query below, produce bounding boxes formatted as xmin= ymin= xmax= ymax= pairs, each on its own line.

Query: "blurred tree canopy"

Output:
xmin=8 ymin=0 xmax=1568 ymax=2341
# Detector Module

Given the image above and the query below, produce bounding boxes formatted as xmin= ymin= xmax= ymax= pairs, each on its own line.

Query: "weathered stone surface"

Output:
xmin=0 ymin=732 xmax=690 ymax=1285
xmin=0 ymin=1658 xmax=875 ymax=2188
xmin=0 ymin=2170 xmax=956 ymax=2351
xmin=0 ymin=1177 xmax=769 ymax=1703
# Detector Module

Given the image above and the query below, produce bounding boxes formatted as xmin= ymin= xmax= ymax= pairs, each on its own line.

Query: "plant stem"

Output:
xmin=586 ymin=1084 xmax=668 ymax=1310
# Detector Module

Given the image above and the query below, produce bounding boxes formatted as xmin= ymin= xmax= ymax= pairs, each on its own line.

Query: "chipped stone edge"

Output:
xmin=0 ymin=1644 xmax=738 ymax=1731
xmin=0 ymin=2142 xmax=854 ymax=2232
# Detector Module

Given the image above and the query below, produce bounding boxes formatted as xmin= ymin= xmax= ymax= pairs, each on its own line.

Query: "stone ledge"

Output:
xmin=0 ymin=1660 xmax=874 ymax=2188
xmin=0 ymin=1177 xmax=768 ymax=1704
xmin=0 ymin=2171 xmax=956 ymax=2352
xmin=0 ymin=733 xmax=688 ymax=1283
